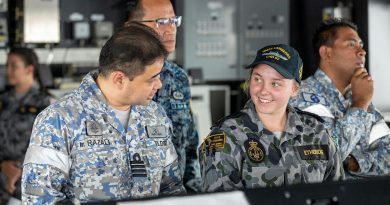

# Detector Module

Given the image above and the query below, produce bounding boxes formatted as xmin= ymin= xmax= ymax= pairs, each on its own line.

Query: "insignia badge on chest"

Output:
xmin=173 ymin=91 xmax=184 ymax=100
xmin=146 ymin=125 xmax=166 ymax=138
xmin=86 ymin=120 xmax=103 ymax=136
xmin=244 ymin=139 xmax=265 ymax=163
xmin=130 ymin=153 xmax=147 ymax=177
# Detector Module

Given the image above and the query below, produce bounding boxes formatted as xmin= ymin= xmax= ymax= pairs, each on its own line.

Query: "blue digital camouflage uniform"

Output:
xmin=199 ymin=100 xmax=343 ymax=192
xmin=153 ymin=60 xmax=201 ymax=192
xmin=290 ymin=69 xmax=390 ymax=177
xmin=0 ymin=85 xmax=51 ymax=204
xmin=21 ymin=72 xmax=185 ymax=204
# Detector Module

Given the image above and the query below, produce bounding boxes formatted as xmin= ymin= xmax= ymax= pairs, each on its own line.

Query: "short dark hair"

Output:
xmin=8 ymin=47 xmax=40 ymax=81
xmin=98 ymin=22 xmax=168 ymax=80
xmin=312 ymin=18 xmax=358 ymax=61
xmin=127 ymin=0 xmax=144 ymax=21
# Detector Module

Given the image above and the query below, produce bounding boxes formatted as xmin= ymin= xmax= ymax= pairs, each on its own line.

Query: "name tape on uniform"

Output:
xmin=296 ymin=145 xmax=329 ymax=160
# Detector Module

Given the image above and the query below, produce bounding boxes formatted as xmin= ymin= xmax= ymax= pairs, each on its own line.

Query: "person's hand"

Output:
xmin=345 ymin=155 xmax=359 ymax=172
xmin=0 ymin=160 xmax=22 ymax=194
xmin=351 ymin=67 xmax=373 ymax=111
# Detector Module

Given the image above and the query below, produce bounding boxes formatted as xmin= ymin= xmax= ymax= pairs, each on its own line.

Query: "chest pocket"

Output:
xmin=300 ymin=161 xmax=327 ymax=183
xmin=293 ymin=145 xmax=329 ymax=183
xmin=242 ymin=159 xmax=304 ymax=188
xmin=130 ymin=140 xmax=164 ymax=199
xmin=71 ymin=135 xmax=129 ymax=201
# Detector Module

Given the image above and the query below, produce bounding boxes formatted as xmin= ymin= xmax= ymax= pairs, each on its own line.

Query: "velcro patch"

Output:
xmin=86 ymin=120 xmax=103 ymax=136
xmin=296 ymin=145 xmax=329 ymax=160
xmin=130 ymin=153 xmax=147 ymax=177
xmin=201 ymin=133 xmax=226 ymax=155
xmin=146 ymin=126 xmax=166 ymax=138
xmin=25 ymin=185 xmax=44 ymax=196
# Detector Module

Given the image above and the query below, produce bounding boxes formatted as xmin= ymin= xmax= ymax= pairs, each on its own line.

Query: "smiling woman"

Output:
xmin=199 ymin=44 xmax=344 ymax=192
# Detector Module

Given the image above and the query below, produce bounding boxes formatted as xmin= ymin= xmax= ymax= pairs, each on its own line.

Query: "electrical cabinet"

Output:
xmin=176 ymin=0 xmax=290 ymax=81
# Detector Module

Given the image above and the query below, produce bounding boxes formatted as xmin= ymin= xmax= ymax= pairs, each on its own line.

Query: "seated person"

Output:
xmin=21 ymin=23 xmax=185 ymax=204
xmin=199 ymin=44 xmax=344 ymax=192
xmin=290 ymin=18 xmax=390 ymax=177
xmin=0 ymin=47 xmax=52 ymax=205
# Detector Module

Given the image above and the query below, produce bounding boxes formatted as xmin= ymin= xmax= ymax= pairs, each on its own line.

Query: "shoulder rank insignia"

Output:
xmin=244 ymin=139 xmax=265 ymax=163
xmin=201 ymin=132 xmax=226 ymax=155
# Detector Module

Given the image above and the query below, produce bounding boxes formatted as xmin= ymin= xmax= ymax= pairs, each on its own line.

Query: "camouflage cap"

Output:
xmin=246 ymin=44 xmax=303 ymax=84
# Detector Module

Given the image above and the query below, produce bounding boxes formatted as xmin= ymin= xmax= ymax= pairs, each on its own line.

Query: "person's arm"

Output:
xmin=163 ymin=70 xmax=201 ymax=192
xmin=291 ymin=94 xmax=376 ymax=161
xmin=183 ymin=116 xmax=201 ymax=191
xmin=1 ymin=160 xmax=22 ymax=194
xmin=346 ymin=109 xmax=390 ymax=175
xmin=22 ymin=108 xmax=71 ymax=204
xmin=182 ymin=81 xmax=201 ymax=192
xmin=329 ymin=107 xmax=375 ymax=160
xmin=323 ymin=130 xmax=345 ymax=182
xmin=199 ymin=129 xmax=243 ymax=192
xmin=348 ymin=136 xmax=390 ymax=175
xmin=159 ymin=137 xmax=186 ymax=196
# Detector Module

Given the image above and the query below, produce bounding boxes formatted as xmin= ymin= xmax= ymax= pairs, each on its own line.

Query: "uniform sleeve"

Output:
xmin=348 ymin=109 xmax=390 ymax=175
xmin=333 ymin=107 xmax=390 ymax=175
xmin=199 ymin=128 xmax=243 ymax=192
xmin=182 ymin=83 xmax=202 ymax=192
xmin=330 ymin=107 xmax=375 ymax=160
xmin=159 ymin=136 xmax=186 ymax=196
xmin=293 ymin=95 xmax=390 ymax=175
xmin=165 ymin=71 xmax=201 ymax=192
xmin=22 ymin=108 xmax=71 ymax=204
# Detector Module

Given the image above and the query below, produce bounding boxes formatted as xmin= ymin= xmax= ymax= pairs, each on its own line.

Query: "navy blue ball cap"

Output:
xmin=246 ymin=44 xmax=303 ymax=84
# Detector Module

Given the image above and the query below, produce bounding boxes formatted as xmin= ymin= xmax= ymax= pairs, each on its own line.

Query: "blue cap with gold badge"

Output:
xmin=246 ymin=44 xmax=303 ymax=84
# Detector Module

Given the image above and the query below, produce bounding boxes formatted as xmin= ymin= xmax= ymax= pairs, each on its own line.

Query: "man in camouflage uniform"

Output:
xmin=0 ymin=48 xmax=52 ymax=204
xmin=126 ymin=0 xmax=201 ymax=192
xmin=200 ymin=44 xmax=343 ymax=192
xmin=21 ymin=23 xmax=185 ymax=204
xmin=290 ymin=18 xmax=390 ymax=177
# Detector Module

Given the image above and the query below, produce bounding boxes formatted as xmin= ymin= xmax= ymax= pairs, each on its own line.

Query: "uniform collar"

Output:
xmin=78 ymin=71 xmax=127 ymax=135
xmin=163 ymin=60 xmax=175 ymax=73
xmin=242 ymin=100 xmax=305 ymax=143
xmin=8 ymin=83 xmax=42 ymax=102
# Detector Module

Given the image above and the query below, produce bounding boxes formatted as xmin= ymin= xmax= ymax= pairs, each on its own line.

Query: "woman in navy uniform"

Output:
xmin=199 ymin=44 xmax=343 ymax=191
xmin=0 ymin=47 xmax=52 ymax=204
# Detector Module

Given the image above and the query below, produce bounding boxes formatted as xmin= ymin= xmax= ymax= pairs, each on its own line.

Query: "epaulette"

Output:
xmin=295 ymin=107 xmax=325 ymax=123
xmin=213 ymin=111 xmax=246 ymax=128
